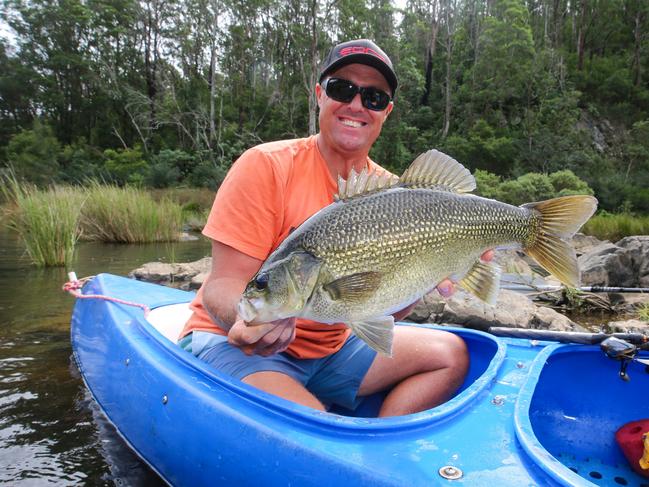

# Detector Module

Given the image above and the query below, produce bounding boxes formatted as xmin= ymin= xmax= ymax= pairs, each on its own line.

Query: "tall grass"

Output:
xmin=2 ymin=177 xmax=84 ymax=267
xmin=581 ymin=213 xmax=649 ymax=242
xmin=81 ymin=182 xmax=183 ymax=243
xmin=2 ymin=179 xmax=186 ymax=266
xmin=637 ymin=303 xmax=649 ymax=322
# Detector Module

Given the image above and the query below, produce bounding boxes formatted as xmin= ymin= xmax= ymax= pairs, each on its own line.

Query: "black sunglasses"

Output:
xmin=322 ymin=78 xmax=392 ymax=111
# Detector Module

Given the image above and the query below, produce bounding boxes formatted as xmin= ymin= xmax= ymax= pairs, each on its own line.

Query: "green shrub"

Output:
xmin=474 ymin=170 xmax=503 ymax=200
xmin=102 ymin=146 xmax=149 ymax=186
xmin=59 ymin=139 xmax=105 ymax=183
xmin=145 ymin=149 xmax=198 ymax=188
xmin=500 ymin=173 xmax=555 ymax=204
xmin=549 ymin=170 xmax=594 ymax=196
xmin=187 ymin=160 xmax=227 ymax=190
xmin=146 ymin=161 xmax=182 ymax=188
xmin=474 ymin=169 xmax=594 ymax=205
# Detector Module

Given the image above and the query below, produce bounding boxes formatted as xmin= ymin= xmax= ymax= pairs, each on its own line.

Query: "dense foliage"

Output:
xmin=1 ymin=0 xmax=648 ymax=212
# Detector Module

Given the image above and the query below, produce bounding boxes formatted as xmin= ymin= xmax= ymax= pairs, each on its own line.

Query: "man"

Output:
xmin=179 ymin=39 xmax=489 ymax=416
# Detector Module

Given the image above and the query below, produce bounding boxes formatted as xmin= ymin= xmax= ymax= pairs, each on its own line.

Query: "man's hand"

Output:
xmin=228 ymin=317 xmax=297 ymax=357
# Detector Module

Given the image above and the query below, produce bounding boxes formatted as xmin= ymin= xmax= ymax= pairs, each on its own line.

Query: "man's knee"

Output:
xmin=442 ymin=332 xmax=469 ymax=368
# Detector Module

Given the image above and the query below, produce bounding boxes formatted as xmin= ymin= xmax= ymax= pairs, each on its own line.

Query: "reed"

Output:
xmin=1 ymin=177 xmax=84 ymax=267
xmin=582 ymin=213 xmax=649 ymax=242
xmin=81 ymin=182 xmax=183 ymax=243
xmin=637 ymin=303 xmax=649 ymax=323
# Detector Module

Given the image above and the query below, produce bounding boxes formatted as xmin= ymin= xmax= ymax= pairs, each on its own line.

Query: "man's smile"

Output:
xmin=339 ymin=117 xmax=366 ymax=128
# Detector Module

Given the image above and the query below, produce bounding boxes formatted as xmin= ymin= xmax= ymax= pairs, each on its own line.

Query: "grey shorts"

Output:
xmin=179 ymin=331 xmax=377 ymax=410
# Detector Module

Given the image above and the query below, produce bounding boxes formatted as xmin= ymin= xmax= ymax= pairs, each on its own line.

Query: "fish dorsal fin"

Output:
xmin=399 ymin=149 xmax=476 ymax=193
xmin=335 ymin=169 xmax=399 ymax=201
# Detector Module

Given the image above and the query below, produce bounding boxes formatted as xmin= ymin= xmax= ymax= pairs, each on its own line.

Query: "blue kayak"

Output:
xmin=70 ymin=273 xmax=649 ymax=486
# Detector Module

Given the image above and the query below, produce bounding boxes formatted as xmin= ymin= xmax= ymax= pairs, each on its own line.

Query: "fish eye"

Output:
xmin=253 ymin=273 xmax=269 ymax=290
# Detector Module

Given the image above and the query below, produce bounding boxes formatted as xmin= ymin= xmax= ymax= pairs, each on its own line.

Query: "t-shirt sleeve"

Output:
xmin=202 ymin=148 xmax=284 ymax=260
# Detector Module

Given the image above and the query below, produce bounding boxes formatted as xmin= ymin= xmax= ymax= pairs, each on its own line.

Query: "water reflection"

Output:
xmin=0 ymin=227 xmax=209 ymax=485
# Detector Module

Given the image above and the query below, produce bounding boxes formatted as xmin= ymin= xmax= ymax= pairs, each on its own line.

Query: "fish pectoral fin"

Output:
xmin=348 ymin=316 xmax=394 ymax=357
xmin=323 ymin=272 xmax=381 ymax=301
xmin=459 ymin=260 xmax=502 ymax=305
xmin=399 ymin=149 xmax=476 ymax=193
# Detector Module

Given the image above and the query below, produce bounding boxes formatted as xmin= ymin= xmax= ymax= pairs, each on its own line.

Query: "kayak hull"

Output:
xmin=70 ymin=274 xmax=649 ymax=486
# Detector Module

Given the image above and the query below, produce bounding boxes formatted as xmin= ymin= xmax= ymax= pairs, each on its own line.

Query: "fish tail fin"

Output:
xmin=522 ymin=195 xmax=597 ymax=288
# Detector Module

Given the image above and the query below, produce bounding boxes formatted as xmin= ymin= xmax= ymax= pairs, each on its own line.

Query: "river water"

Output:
xmin=0 ymin=227 xmax=210 ymax=485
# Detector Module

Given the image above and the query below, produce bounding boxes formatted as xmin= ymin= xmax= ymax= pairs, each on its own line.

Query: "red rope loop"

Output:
xmin=63 ymin=276 xmax=151 ymax=317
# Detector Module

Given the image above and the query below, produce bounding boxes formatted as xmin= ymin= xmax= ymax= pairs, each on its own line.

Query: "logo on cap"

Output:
xmin=339 ymin=46 xmax=388 ymax=64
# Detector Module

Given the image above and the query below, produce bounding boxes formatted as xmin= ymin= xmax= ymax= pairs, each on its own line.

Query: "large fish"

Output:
xmin=238 ymin=150 xmax=597 ymax=356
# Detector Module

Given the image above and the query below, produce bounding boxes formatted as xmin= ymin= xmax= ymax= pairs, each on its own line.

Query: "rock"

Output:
xmin=179 ymin=232 xmax=200 ymax=241
xmin=578 ymin=241 xmax=623 ymax=286
xmin=577 ymin=111 xmax=613 ymax=153
xmin=616 ymin=236 xmax=649 ymax=287
xmin=407 ymin=289 xmax=583 ymax=332
xmin=130 ymin=257 xmax=211 ymax=290
xmin=190 ymin=271 xmax=210 ymax=290
xmin=579 ymin=236 xmax=649 ymax=287
xmin=572 ymin=233 xmax=605 ymax=256
xmin=494 ymin=249 xmax=536 ymax=276
xmin=606 ymin=319 xmax=649 ymax=335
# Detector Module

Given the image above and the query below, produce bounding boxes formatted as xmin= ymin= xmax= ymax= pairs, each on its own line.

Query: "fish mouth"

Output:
xmin=237 ymin=297 xmax=258 ymax=323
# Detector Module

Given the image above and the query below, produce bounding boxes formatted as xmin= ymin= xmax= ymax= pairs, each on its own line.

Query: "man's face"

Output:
xmin=316 ymin=63 xmax=393 ymax=156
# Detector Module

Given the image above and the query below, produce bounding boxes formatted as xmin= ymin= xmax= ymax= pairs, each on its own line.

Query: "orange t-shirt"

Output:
xmin=180 ymin=136 xmax=388 ymax=359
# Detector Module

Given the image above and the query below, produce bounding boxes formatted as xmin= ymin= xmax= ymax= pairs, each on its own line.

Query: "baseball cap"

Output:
xmin=319 ymin=39 xmax=398 ymax=96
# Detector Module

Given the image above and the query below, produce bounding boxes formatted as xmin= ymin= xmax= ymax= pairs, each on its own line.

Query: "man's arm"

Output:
xmin=202 ymin=240 xmax=296 ymax=357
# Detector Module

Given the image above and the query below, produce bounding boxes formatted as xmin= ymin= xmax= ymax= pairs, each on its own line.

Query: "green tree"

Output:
xmin=5 ymin=121 xmax=61 ymax=185
xmin=469 ymin=0 xmax=535 ymax=120
xmin=102 ymin=146 xmax=149 ymax=185
xmin=0 ymin=42 xmax=36 ymax=147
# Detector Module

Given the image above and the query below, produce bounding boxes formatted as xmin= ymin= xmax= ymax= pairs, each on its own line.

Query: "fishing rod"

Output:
xmin=501 ymin=284 xmax=649 ymax=293
xmin=488 ymin=326 xmax=649 ymax=381
xmin=487 ymin=327 xmax=648 ymax=345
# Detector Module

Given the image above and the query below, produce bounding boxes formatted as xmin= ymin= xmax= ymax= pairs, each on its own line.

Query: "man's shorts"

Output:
xmin=179 ymin=331 xmax=377 ymax=410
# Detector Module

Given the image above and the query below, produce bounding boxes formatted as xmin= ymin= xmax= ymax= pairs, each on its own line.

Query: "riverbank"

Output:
xmin=0 ymin=227 xmax=210 ymax=485
xmin=130 ymin=234 xmax=649 ymax=334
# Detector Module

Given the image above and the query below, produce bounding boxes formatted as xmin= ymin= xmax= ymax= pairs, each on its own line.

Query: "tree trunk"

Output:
xmin=576 ymin=0 xmax=587 ymax=70
xmin=143 ymin=0 xmax=161 ymax=140
xmin=421 ymin=1 xmax=440 ymax=106
xmin=307 ymin=0 xmax=318 ymax=136
xmin=209 ymin=43 xmax=217 ymax=147
xmin=632 ymin=7 xmax=643 ymax=86
xmin=442 ymin=0 xmax=455 ymax=138
xmin=552 ymin=0 xmax=562 ymax=49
